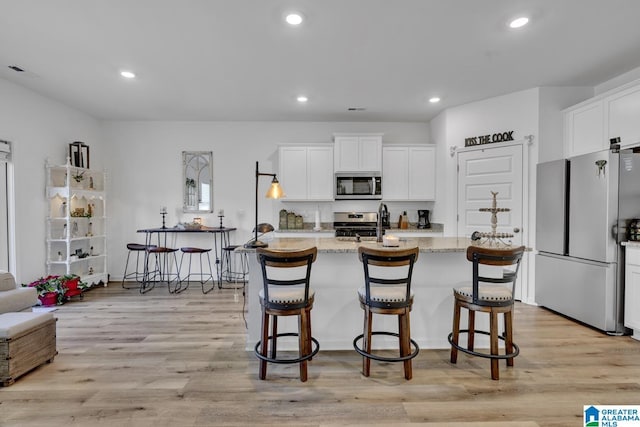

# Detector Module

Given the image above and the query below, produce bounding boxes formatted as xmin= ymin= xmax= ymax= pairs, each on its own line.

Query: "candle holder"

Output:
xmin=160 ymin=206 xmax=167 ymax=229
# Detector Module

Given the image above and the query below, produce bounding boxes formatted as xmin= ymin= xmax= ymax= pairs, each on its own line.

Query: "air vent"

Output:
xmin=8 ymin=65 xmax=25 ymax=72
xmin=347 ymin=107 xmax=367 ymax=111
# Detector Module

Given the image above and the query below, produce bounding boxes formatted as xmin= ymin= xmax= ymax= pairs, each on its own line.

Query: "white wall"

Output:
xmin=595 ymin=65 xmax=640 ymax=95
xmin=430 ymin=86 xmax=596 ymax=304
xmin=431 ymin=88 xmax=539 ymax=303
xmin=0 ymin=78 xmax=103 ymax=284
xmin=431 ymin=88 xmax=540 ymax=236
xmin=101 ymin=121 xmax=430 ymax=278
xmin=0 ymin=71 xmax=613 ymax=289
xmin=538 ymin=87 xmax=594 ymax=162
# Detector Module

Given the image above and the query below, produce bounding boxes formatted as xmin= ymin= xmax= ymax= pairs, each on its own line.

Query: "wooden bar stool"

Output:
xmin=141 ymin=246 xmax=180 ymax=294
xmin=353 ymin=246 xmax=420 ymax=380
xmin=121 ymin=243 xmax=157 ymax=289
xmin=254 ymin=247 xmax=319 ymax=382
xmin=448 ymin=245 xmax=525 ymax=380
xmin=178 ymin=247 xmax=215 ymax=294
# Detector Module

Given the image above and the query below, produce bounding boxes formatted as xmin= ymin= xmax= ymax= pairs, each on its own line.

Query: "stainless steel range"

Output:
xmin=333 ymin=212 xmax=378 ymax=240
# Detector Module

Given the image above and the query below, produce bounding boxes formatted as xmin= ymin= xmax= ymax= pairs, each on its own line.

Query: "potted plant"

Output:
xmin=23 ymin=274 xmax=88 ymax=306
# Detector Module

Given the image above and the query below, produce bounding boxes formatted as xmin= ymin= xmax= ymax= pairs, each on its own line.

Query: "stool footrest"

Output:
xmin=353 ymin=331 xmax=419 ymax=363
xmin=447 ymin=329 xmax=520 ymax=360
xmin=254 ymin=332 xmax=319 ymax=364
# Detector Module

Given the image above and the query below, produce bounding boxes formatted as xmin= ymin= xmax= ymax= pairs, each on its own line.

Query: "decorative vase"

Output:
xmin=64 ymin=277 xmax=82 ymax=298
xmin=39 ymin=292 xmax=58 ymax=307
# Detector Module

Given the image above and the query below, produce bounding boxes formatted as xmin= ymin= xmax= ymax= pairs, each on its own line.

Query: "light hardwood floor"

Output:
xmin=1 ymin=283 xmax=640 ymax=426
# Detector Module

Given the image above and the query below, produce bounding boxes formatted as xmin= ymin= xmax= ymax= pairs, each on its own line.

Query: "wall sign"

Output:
xmin=465 ymin=131 xmax=514 ymax=147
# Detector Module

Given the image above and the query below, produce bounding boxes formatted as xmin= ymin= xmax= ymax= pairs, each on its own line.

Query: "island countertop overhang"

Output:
xmin=236 ymin=236 xmax=473 ymax=254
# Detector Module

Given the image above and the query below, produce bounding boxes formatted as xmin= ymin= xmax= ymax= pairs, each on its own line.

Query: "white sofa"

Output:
xmin=0 ymin=272 xmax=37 ymax=314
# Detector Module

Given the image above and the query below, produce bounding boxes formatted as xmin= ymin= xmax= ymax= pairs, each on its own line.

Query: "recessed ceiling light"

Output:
xmin=120 ymin=70 xmax=136 ymax=79
xmin=286 ymin=13 xmax=303 ymax=26
xmin=429 ymin=97 xmax=441 ymax=103
xmin=509 ymin=17 xmax=529 ymax=28
xmin=297 ymin=95 xmax=308 ymax=103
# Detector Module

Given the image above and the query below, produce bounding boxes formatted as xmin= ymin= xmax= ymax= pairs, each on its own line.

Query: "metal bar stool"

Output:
xmin=448 ymin=245 xmax=525 ymax=380
xmin=254 ymin=247 xmax=319 ymax=382
xmin=141 ymin=246 xmax=181 ymax=294
xmin=221 ymin=245 xmax=248 ymax=285
xmin=121 ymin=243 xmax=157 ymax=289
xmin=178 ymin=247 xmax=215 ymax=294
xmin=353 ymin=246 xmax=420 ymax=380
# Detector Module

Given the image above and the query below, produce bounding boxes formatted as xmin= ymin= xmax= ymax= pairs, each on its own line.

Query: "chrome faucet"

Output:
xmin=376 ymin=202 xmax=384 ymax=242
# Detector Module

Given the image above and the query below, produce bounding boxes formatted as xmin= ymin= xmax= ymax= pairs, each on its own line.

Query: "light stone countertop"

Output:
xmin=237 ymin=236 xmax=472 ymax=254
xmin=622 ymin=241 xmax=640 ymax=248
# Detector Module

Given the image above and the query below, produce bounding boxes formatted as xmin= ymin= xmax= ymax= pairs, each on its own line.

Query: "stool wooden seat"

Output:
xmin=142 ymin=246 xmax=180 ymax=294
xmin=254 ymin=247 xmax=318 ymax=382
xmin=353 ymin=246 xmax=420 ymax=380
xmin=448 ymin=245 xmax=525 ymax=380
xmin=122 ymin=243 xmax=157 ymax=289
xmin=178 ymin=247 xmax=215 ymax=294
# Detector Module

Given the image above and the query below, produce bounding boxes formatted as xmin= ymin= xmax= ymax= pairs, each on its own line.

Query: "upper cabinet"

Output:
xmin=279 ymin=145 xmax=334 ymax=201
xmin=333 ymin=133 xmax=382 ymax=172
xmin=607 ymin=84 xmax=640 ymax=148
xmin=564 ymin=100 xmax=607 ymax=158
xmin=564 ymin=79 xmax=640 ymax=157
xmin=382 ymin=145 xmax=436 ymax=201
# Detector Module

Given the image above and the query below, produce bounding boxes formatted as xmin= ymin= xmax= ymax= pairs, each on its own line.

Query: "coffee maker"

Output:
xmin=417 ymin=209 xmax=431 ymax=229
xmin=381 ymin=204 xmax=390 ymax=228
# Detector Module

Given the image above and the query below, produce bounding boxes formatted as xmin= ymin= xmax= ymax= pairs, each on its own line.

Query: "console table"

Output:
xmin=137 ymin=226 xmax=237 ymax=285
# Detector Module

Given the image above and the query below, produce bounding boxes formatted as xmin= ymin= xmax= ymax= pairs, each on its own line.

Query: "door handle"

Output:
xmin=513 ymin=227 xmax=521 ymax=233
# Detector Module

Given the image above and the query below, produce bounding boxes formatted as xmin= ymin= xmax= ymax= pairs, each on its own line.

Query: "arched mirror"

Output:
xmin=183 ymin=151 xmax=213 ymax=213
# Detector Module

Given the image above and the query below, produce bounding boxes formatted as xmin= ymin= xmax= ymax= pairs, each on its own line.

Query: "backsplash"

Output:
xmin=275 ymin=200 xmax=436 ymax=229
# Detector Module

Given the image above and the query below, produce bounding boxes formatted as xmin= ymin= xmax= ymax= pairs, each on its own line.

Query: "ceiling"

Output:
xmin=1 ymin=0 xmax=640 ymax=122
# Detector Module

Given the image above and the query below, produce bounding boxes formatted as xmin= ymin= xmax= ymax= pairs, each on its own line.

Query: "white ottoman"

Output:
xmin=0 ymin=312 xmax=57 ymax=386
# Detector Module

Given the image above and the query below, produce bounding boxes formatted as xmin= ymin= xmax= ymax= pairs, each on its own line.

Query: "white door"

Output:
xmin=0 ymin=162 xmax=7 ymax=271
xmin=457 ymin=144 xmax=524 ymax=298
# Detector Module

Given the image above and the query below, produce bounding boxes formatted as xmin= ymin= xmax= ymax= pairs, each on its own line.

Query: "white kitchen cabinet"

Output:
xmin=279 ymin=145 xmax=333 ymax=201
xmin=607 ymin=84 xmax=640 ymax=148
xmin=333 ymin=133 xmax=382 ymax=172
xmin=45 ymin=160 xmax=108 ymax=287
xmin=382 ymin=145 xmax=436 ymax=201
xmin=563 ymin=99 xmax=607 ymax=158
xmin=382 ymin=146 xmax=408 ymax=200
xmin=625 ymin=244 xmax=640 ymax=339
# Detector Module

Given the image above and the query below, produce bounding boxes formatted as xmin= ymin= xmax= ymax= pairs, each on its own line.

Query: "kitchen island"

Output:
xmin=238 ymin=236 xmax=483 ymax=351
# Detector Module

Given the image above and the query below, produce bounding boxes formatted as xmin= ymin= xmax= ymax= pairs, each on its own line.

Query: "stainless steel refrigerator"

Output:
xmin=535 ymin=148 xmax=640 ymax=334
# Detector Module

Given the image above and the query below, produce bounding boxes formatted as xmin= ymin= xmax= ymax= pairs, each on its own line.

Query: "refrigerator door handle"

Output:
xmin=595 ymin=159 xmax=607 ymax=177
xmin=612 ymin=223 xmax=621 ymax=243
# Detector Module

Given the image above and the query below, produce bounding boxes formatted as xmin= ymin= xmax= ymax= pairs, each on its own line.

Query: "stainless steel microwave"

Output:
xmin=335 ymin=172 xmax=382 ymax=200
